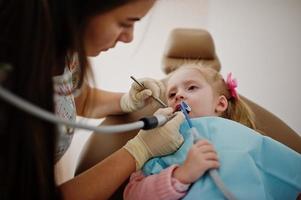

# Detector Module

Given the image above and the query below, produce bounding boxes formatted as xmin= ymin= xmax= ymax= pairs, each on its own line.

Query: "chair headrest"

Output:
xmin=162 ymin=28 xmax=221 ymax=74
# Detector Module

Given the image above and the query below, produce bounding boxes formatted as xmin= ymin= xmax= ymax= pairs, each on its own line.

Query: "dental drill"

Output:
xmin=0 ymin=67 xmax=176 ymax=134
xmin=0 ymin=83 xmax=175 ymax=133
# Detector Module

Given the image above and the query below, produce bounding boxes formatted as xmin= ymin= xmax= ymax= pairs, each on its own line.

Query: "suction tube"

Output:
xmin=179 ymin=102 xmax=238 ymax=200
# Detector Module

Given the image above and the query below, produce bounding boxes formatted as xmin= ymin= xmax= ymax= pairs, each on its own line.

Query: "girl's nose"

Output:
xmin=175 ymin=92 xmax=185 ymax=102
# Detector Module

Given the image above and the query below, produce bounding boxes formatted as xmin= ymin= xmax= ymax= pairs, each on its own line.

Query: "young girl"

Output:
xmin=123 ymin=64 xmax=257 ymax=199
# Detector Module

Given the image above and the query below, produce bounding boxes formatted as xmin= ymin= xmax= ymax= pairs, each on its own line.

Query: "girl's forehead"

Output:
xmin=169 ymin=68 xmax=205 ymax=83
xmin=167 ymin=68 xmax=206 ymax=88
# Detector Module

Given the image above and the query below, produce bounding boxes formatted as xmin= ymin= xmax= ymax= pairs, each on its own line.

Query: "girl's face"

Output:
xmin=84 ymin=0 xmax=155 ymax=57
xmin=166 ymin=68 xmax=219 ymax=118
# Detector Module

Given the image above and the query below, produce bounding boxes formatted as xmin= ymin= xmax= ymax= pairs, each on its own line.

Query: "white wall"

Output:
xmin=206 ymin=0 xmax=301 ymax=134
xmin=92 ymin=0 xmax=301 ymax=134
xmin=90 ymin=0 xmax=209 ymax=90
xmin=56 ymin=0 xmax=301 ymax=184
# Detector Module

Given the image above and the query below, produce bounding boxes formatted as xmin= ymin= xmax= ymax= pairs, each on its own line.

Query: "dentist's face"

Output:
xmin=166 ymin=68 xmax=218 ymax=118
xmin=84 ymin=0 xmax=155 ymax=57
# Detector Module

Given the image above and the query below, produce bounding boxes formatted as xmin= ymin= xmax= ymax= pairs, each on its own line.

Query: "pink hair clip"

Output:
xmin=226 ymin=73 xmax=238 ymax=99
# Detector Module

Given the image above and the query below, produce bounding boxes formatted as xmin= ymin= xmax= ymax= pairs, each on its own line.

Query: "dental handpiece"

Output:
xmin=130 ymin=76 xmax=167 ymax=108
xmin=0 ymin=82 xmax=175 ymax=134
xmin=179 ymin=102 xmax=238 ymax=200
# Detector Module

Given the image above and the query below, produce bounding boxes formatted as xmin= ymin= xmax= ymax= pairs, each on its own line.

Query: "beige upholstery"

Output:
xmin=162 ymin=28 xmax=221 ymax=74
xmin=75 ymin=28 xmax=301 ymax=199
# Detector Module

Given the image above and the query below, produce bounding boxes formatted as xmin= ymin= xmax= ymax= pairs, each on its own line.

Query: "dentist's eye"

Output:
xmin=119 ymin=22 xmax=133 ymax=28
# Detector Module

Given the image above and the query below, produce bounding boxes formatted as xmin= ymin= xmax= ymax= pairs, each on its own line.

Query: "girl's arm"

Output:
xmin=123 ymin=140 xmax=220 ymax=200
xmin=124 ymin=165 xmax=187 ymax=200
xmin=173 ymin=140 xmax=220 ymax=184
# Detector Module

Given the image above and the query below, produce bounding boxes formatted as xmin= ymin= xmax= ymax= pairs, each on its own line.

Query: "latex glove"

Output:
xmin=120 ymin=78 xmax=165 ymax=112
xmin=123 ymin=107 xmax=185 ymax=170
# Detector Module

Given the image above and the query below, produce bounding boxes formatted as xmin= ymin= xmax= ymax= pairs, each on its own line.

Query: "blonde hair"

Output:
xmin=170 ymin=63 xmax=256 ymax=130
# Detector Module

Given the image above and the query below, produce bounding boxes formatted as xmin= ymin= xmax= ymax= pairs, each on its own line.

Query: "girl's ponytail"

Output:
xmin=223 ymin=97 xmax=256 ymax=130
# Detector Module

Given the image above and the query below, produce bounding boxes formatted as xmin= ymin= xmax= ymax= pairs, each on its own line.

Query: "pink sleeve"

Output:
xmin=123 ymin=165 xmax=187 ymax=200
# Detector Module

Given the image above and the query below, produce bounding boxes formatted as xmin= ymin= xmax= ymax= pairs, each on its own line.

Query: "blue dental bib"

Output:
xmin=143 ymin=117 xmax=301 ymax=200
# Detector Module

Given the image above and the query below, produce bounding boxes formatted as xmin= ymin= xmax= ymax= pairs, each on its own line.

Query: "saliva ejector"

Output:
xmin=179 ymin=101 xmax=238 ymax=200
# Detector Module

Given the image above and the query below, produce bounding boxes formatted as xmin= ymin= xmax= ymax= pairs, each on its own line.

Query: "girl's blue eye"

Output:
xmin=168 ymin=93 xmax=175 ymax=98
xmin=188 ymin=85 xmax=197 ymax=90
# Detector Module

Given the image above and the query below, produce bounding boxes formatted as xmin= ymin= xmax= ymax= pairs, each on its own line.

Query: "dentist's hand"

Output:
xmin=123 ymin=107 xmax=185 ymax=170
xmin=120 ymin=78 xmax=165 ymax=112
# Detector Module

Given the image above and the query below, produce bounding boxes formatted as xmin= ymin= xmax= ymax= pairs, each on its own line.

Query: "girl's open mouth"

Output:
xmin=175 ymin=104 xmax=181 ymax=112
xmin=175 ymin=102 xmax=191 ymax=113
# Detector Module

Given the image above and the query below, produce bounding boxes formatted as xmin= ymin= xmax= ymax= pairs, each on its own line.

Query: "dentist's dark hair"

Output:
xmin=0 ymin=0 xmax=138 ymax=199
xmin=0 ymin=0 xmax=60 ymax=199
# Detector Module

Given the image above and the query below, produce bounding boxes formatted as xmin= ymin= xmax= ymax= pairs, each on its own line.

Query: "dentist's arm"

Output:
xmin=75 ymin=82 xmax=124 ymax=118
xmin=75 ymin=78 xmax=164 ymax=118
xmin=60 ymin=148 xmax=136 ymax=200
xmin=59 ymin=108 xmax=184 ymax=200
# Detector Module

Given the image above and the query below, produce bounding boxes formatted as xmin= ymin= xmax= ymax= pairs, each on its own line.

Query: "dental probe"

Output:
xmin=130 ymin=76 xmax=168 ymax=108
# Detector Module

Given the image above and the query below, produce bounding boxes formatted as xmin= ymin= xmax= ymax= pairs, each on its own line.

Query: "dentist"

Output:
xmin=0 ymin=0 xmax=184 ymax=199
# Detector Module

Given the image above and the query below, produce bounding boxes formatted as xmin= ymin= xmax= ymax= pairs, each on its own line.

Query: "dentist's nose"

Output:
xmin=118 ymin=28 xmax=134 ymax=43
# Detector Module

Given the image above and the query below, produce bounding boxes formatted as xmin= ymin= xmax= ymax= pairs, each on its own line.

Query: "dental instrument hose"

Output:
xmin=180 ymin=102 xmax=238 ymax=200
xmin=0 ymin=85 xmax=174 ymax=134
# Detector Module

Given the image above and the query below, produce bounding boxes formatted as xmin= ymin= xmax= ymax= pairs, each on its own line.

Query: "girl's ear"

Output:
xmin=215 ymin=95 xmax=228 ymax=114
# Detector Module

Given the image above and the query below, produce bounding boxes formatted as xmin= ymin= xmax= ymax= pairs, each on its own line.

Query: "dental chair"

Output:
xmin=75 ymin=28 xmax=301 ymax=199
